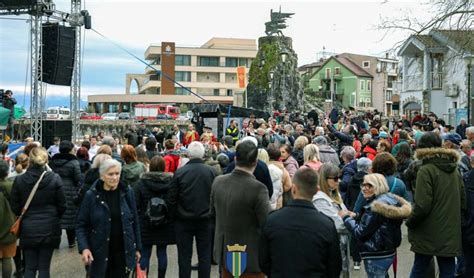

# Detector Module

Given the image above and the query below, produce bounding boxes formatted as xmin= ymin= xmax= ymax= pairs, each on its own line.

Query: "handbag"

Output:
xmin=10 ymin=171 xmax=47 ymax=236
xmin=132 ymin=263 xmax=147 ymax=278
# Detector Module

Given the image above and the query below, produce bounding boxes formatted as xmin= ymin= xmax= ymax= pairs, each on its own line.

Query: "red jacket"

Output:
xmin=164 ymin=153 xmax=180 ymax=173
xmin=183 ymin=131 xmax=200 ymax=146
xmin=362 ymin=145 xmax=377 ymax=161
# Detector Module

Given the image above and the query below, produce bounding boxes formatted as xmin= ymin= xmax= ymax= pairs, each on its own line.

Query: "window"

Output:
xmin=225 ymin=58 xmax=238 ymax=67
xmin=362 ymin=61 xmax=370 ymax=68
xmin=213 ymin=89 xmax=220 ymax=96
xmin=334 ymin=67 xmax=341 ymax=75
xmin=360 ymin=80 xmax=365 ymax=90
xmin=238 ymin=58 xmax=248 ymax=67
xmin=199 ymin=56 xmax=219 ymax=67
xmin=367 ymin=80 xmax=372 ymax=91
xmin=175 ymin=55 xmax=191 ymax=66
xmin=175 ymin=71 xmax=191 ymax=82
xmin=227 ymin=89 xmax=233 ymax=96
xmin=325 ymin=68 xmax=331 ymax=78
xmin=175 ymin=87 xmax=190 ymax=95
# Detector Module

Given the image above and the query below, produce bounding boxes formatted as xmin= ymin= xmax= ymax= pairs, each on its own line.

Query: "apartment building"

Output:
xmin=88 ymin=38 xmax=257 ymax=113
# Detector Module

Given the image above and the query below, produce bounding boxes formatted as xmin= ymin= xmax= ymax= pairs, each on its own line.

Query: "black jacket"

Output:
xmin=76 ymin=180 xmax=142 ymax=277
xmin=167 ymin=159 xmax=216 ymax=220
xmin=50 ymin=153 xmax=82 ymax=230
xmin=343 ymin=193 xmax=411 ymax=259
xmin=327 ymin=124 xmax=353 ymax=153
xmin=346 ymin=171 xmax=367 ymax=211
xmin=10 ymin=166 xmax=66 ymax=249
xmin=259 ymin=199 xmax=342 ymax=278
xmin=78 ymin=158 xmax=91 ymax=174
xmin=134 ymin=172 xmax=176 ymax=246
xmin=225 ymin=160 xmax=273 ymax=198
xmin=463 ymin=169 xmax=474 ymax=246
xmin=291 ymin=149 xmax=304 ymax=167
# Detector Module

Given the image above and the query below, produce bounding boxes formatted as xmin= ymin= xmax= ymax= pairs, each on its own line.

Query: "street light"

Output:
xmin=464 ymin=55 xmax=474 ymax=124
xmin=280 ymin=51 xmax=289 ymax=63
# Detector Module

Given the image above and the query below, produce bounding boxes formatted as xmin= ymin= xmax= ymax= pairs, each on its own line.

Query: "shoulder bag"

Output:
xmin=10 ymin=171 xmax=47 ymax=236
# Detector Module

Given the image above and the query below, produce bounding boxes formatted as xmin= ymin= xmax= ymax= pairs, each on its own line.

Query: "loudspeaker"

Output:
xmin=0 ymin=0 xmax=36 ymax=9
xmin=41 ymin=23 xmax=76 ymax=86
xmin=42 ymin=120 xmax=73 ymax=149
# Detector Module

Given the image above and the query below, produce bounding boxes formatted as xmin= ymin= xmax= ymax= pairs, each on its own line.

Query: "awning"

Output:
xmin=403 ymin=102 xmax=422 ymax=110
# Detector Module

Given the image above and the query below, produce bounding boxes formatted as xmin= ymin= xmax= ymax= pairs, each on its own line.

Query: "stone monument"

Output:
xmin=247 ymin=8 xmax=304 ymax=113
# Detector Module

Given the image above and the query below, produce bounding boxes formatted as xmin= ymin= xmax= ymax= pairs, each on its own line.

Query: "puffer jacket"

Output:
xmin=49 ymin=153 xmax=82 ymax=230
xmin=76 ymin=180 xmax=142 ymax=277
xmin=362 ymin=145 xmax=377 ymax=161
xmin=122 ymin=161 xmax=146 ymax=187
xmin=344 ymin=193 xmax=411 ymax=259
xmin=134 ymin=172 xmax=176 ymax=246
xmin=406 ymin=148 xmax=465 ymax=257
xmin=10 ymin=165 xmax=66 ymax=249
xmin=267 ymin=163 xmax=283 ymax=210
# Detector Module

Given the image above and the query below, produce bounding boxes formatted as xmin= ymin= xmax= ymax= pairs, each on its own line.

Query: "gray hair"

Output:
xmin=362 ymin=134 xmax=372 ymax=141
xmin=467 ymin=126 xmax=474 ymax=135
xmin=313 ymin=136 xmax=328 ymax=145
xmin=187 ymin=141 xmax=205 ymax=159
xmin=357 ymin=157 xmax=372 ymax=172
xmin=99 ymin=159 xmax=122 ymax=175
xmin=102 ymin=136 xmax=116 ymax=148
xmin=315 ymin=126 xmax=325 ymax=135
xmin=341 ymin=146 xmax=356 ymax=161
xmin=241 ymin=136 xmax=258 ymax=147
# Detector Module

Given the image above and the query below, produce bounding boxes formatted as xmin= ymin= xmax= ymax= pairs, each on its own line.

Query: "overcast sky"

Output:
xmin=0 ymin=0 xmax=431 ymax=107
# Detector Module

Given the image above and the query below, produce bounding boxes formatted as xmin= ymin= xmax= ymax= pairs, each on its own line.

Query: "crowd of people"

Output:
xmin=0 ymin=107 xmax=473 ymax=278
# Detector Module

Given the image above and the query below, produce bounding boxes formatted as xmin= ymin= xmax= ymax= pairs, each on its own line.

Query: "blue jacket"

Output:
xmin=344 ymin=193 xmax=411 ymax=259
xmin=340 ymin=160 xmax=357 ymax=199
xmin=76 ymin=180 xmax=142 ymax=277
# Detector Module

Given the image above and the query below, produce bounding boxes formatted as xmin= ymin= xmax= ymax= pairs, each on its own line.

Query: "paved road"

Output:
xmin=46 ymin=226 xmax=414 ymax=277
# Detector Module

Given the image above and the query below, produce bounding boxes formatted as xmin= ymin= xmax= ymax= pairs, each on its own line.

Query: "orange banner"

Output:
xmin=237 ymin=66 xmax=246 ymax=88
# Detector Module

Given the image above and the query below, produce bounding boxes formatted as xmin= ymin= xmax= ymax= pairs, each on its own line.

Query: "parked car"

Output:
xmin=118 ymin=112 xmax=131 ymax=120
xmin=80 ymin=113 xmax=103 ymax=120
xmin=156 ymin=114 xmax=173 ymax=120
xmin=102 ymin=113 xmax=118 ymax=121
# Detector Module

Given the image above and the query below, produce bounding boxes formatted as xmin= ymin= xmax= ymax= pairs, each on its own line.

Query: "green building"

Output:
xmin=308 ymin=56 xmax=373 ymax=109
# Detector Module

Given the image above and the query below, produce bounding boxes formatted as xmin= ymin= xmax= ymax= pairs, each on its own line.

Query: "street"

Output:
xmin=49 ymin=226 xmax=415 ymax=277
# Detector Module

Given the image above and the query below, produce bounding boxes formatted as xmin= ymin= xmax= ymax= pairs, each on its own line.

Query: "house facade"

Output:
xmin=308 ymin=56 xmax=373 ymax=109
xmin=397 ymin=29 xmax=473 ymax=124
xmin=338 ymin=53 xmax=399 ymax=116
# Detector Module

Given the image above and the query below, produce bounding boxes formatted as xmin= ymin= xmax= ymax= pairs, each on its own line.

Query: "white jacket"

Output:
xmin=312 ymin=191 xmax=347 ymax=232
xmin=268 ymin=163 xmax=283 ymax=210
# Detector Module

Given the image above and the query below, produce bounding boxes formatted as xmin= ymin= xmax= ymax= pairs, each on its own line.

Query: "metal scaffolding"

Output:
xmin=1 ymin=0 xmax=88 ymax=142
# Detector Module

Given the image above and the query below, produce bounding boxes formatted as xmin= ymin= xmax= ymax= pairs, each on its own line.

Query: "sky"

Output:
xmin=0 ymin=0 xmax=432 ymax=110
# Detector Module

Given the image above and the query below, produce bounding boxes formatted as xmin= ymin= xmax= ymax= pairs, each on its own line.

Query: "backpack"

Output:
xmin=145 ymin=196 xmax=168 ymax=227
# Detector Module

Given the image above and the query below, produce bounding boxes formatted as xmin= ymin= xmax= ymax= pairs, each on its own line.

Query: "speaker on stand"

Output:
xmin=42 ymin=120 xmax=73 ymax=149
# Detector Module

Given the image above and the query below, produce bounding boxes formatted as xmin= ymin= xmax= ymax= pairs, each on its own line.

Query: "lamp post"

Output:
xmin=465 ymin=55 xmax=474 ymax=125
xmin=268 ymin=70 xmax=274 ymax=111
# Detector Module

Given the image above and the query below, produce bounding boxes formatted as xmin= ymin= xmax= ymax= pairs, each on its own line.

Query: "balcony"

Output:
xmin=431 ymin=72 xmax=443 ymax=89
xmin=319 ymin=72 xmax=342 ymax=81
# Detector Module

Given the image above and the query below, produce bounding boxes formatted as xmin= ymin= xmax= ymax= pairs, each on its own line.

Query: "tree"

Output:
xmin=378 ymin=0 xmax=473 ymax=52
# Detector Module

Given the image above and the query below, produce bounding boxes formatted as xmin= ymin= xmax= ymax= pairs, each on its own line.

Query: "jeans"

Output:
xmin=462 ymin=245 xmax=474 ymax=278
xmin=175 ymin=219 xmax=211 ymax=278
xmin=410 ymin=253 xmax=455 ymax=278
xmin=23 ymin=248 xmax=54 ymax=278
xmin=140 ymin=244 xmax=168 ymax=273
xmin=363 ymin=256 xmax=394 ymax=278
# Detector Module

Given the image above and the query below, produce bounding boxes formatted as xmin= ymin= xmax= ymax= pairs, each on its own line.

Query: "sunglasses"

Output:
xmin=361 ymin=183 xmax=374 ymax=189
xmin=327 ymin=176 xmax=339 ymax=182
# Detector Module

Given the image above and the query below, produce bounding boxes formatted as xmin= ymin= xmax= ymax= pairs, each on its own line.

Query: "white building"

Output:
xmin=397 ymin=29 xmax=473 ymax=124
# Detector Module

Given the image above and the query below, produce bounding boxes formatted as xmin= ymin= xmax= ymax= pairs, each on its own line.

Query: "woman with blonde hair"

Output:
xmin=339 ymin=173 xmax=411 ymax=277
xmin=258 ymin=148 xmax=283 ymax=209
xmin=301 ymin=144 xmax=322 ymax=172
xmin=10 ymin=147 xmax=66 ymax=278
xmin=313 ymin=163 xmax=351 ymax=275
xmin=292 ymin=136 xmax=309 ymax=167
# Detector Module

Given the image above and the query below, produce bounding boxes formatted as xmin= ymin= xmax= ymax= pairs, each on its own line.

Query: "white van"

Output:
xmin=46 ymin=107 xmax=70 ymax=120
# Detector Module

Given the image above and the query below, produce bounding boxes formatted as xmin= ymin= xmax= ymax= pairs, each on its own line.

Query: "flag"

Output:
xmin=237 ymin=66 xmax=246 ymax=89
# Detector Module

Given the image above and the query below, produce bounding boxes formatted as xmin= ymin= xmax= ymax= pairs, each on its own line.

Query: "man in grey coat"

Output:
xmin=210 ymin=140 xmax=271 ymax=278
xmin=313 ymin=136 xmax=340 ymax=166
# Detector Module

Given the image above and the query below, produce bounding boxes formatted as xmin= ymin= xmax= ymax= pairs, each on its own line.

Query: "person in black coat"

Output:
xmin=259 ymin=168 xmax=342 ymax=277
xmin=76 ymin=159 xmax=142 ymax=278
xmin=134 ymin=156 xmax=175 ymax=278
xmin=49 ymin=140 xmax=82 ymax=248
xmin=75 ymin=154 xmax=112 ymax=206
xmin=10 ymin=147 xmax=66 ymax=278
xmin=76 ymin=146 xmax=92 ymax=174
xmin=462 ymin=158 xmax=474 ymax=277
xmin=166 ymin=141 xmax=217 ymax=278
